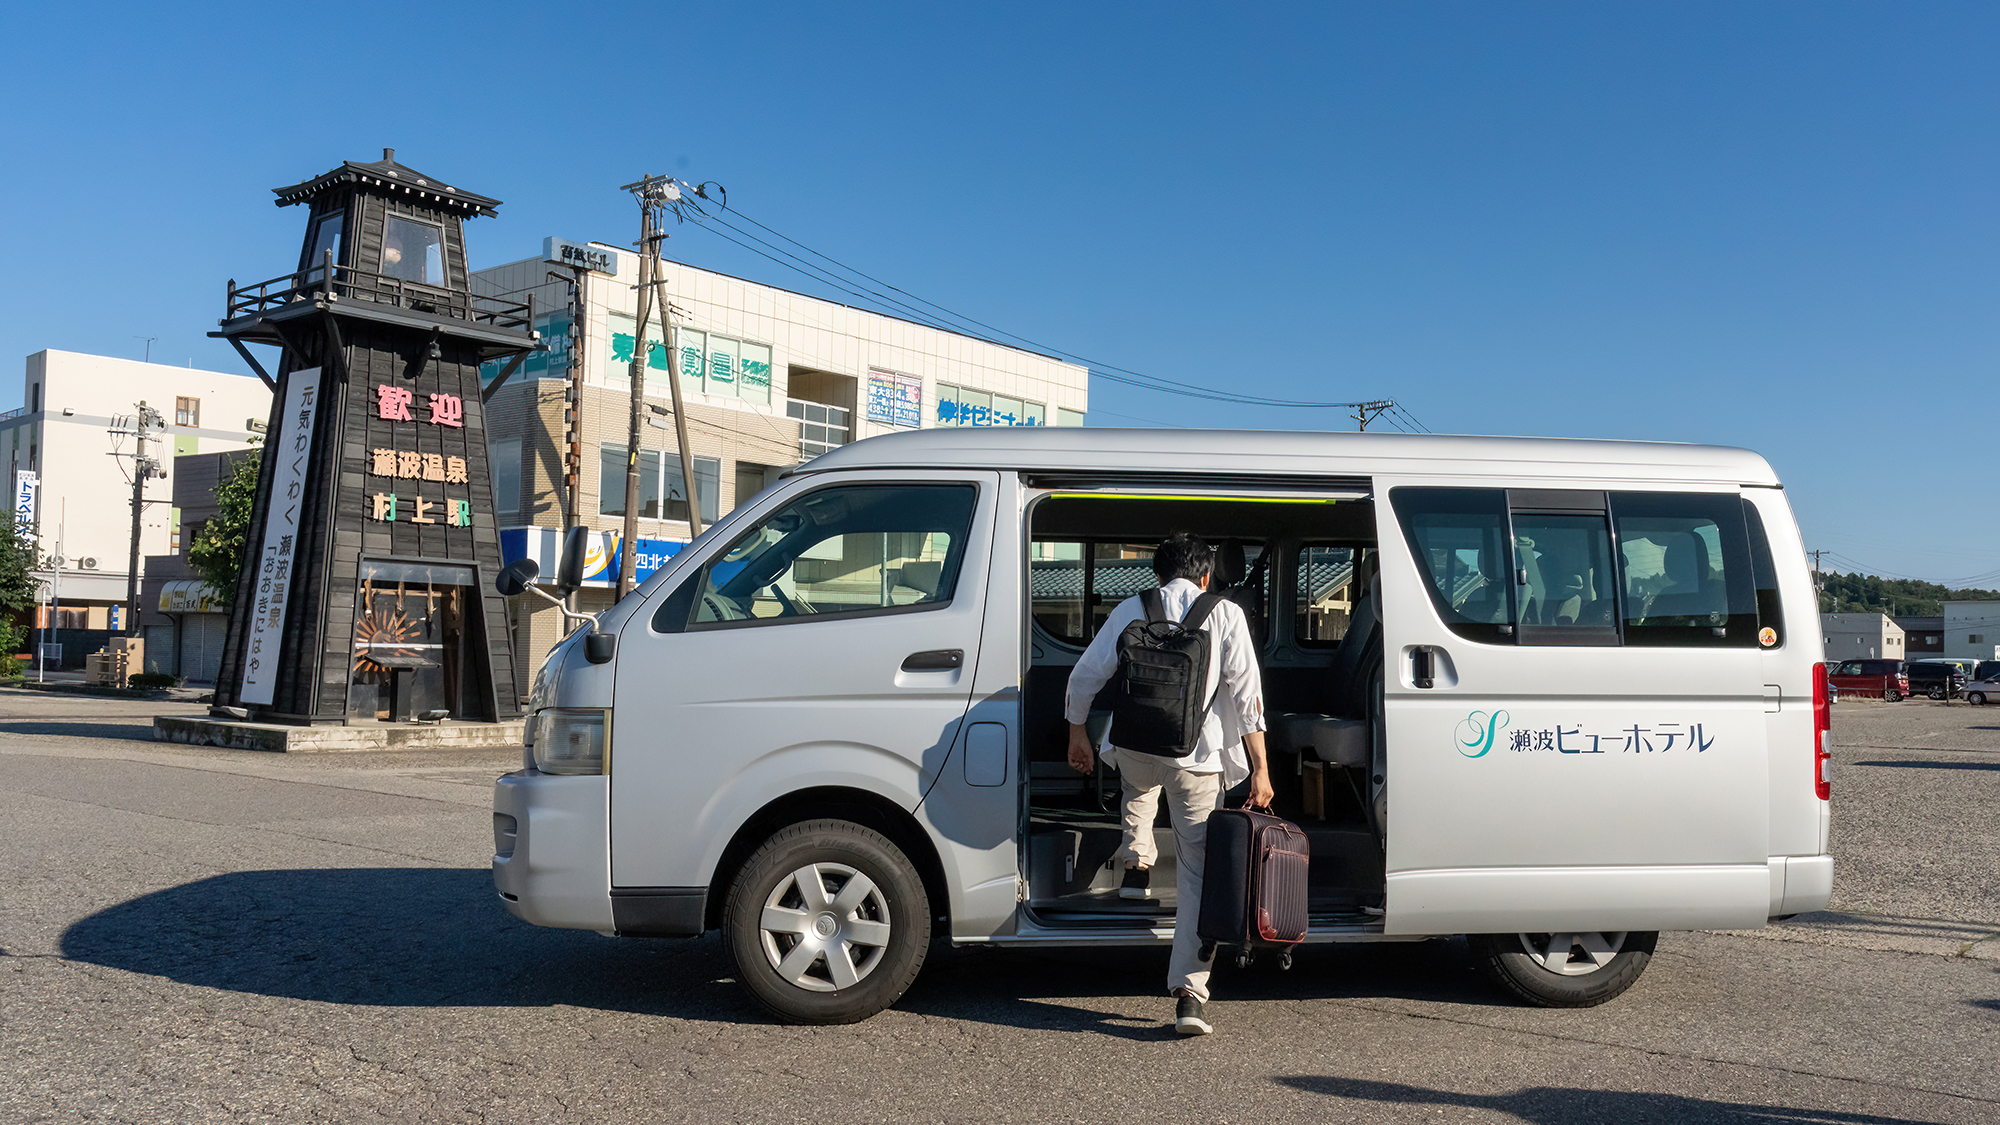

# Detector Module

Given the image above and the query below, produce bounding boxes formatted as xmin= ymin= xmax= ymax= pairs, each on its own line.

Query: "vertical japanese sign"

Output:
xmin=13 ymin=470 xmax=37 ymax=542
xmin=239 ymin=367 xmax=321 ymax=707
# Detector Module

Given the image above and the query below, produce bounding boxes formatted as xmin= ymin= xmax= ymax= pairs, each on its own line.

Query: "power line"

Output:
xmin=678 ymin=201 xmax=1426 ymax=422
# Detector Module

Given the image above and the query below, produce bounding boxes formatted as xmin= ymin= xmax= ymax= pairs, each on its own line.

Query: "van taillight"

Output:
xmin=1812 ymin=662 xmax=1831 ymax=801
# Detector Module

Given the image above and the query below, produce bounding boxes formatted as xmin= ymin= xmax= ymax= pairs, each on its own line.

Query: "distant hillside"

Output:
xmin=1816 ymin=572 xmax=2000 ymax=617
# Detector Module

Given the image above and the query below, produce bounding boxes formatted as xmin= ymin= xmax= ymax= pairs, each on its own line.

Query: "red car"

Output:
xmin=1829 ymin=659 xmax=1909 ymax=701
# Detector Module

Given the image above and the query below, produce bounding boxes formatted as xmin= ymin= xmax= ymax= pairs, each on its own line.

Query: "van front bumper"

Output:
xmin=492 ymin=768 xmax=616 ymax=934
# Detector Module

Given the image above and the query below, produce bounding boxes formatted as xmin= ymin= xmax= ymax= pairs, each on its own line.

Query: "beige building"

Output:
xmin=3 ymin=351 xmax=268 ymax=663
xmin=473 ymin=240 xmax=1089 ymax=700
xmin=1820 ymin=612 xmax=1905 ymax=661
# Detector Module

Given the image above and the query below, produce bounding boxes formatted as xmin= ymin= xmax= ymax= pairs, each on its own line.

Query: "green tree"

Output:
xmin=188 ymin=451 xmax=261 ymax=607
xmin=0 ymin=528 xmax=38 ymax=676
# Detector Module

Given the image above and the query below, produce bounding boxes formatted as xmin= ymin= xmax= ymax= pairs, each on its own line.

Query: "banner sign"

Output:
xmin=866 ymin=368 xmax=923 ymax=429
xmin=239 ymin=367 xmax=321 ymax=707
xmin=13 ymin=470 xmax=36 ymax=542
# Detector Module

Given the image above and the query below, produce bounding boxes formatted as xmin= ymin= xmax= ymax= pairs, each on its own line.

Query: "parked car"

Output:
xmin=1826 ymin=677 xmax=1840 ymax=705
xmin=1975 ymin=660 xmax=2000 ymax=682
xmin=1905 ymin=662 xmax=1965 ymax=700
xmin=1829 ymin=659 xmax=1909 ymax=701
xmin=1965 ymin=675 xmax=2000 ymax=706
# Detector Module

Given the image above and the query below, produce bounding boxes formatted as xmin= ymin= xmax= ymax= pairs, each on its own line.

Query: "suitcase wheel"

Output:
xmin=1276 ymin=949 xmax=1293 ymax=971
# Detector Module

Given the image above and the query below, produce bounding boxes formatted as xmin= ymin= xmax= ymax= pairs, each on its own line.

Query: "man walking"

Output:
xmin=1064 ymin=532 xmax=1271 ymax=1035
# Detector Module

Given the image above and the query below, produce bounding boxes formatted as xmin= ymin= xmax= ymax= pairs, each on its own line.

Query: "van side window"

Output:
xmin=1744 ymin=500 xmax=1784 ymax=648
xmin=1609 ymin=492 xmax=1759 ymax=647
xmin=1388 ymin=488 xmax=1515 ymax=643
xmin=1030 ymin=541 xmax=1157 ymax=645
xmin=1509 ymin=491 xmax=1620 ymax=646
xmin=1295 ymin=544 xmax=1367 ymax=646
xmin=656 ymin=484 xmax=978 ymax=633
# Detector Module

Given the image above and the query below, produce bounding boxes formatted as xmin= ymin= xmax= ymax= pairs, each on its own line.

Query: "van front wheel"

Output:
xmin=1467 ymin=930 xmax=1657 ymax=1007
xmin=723 ymin=819 xmax=930 ymax=1025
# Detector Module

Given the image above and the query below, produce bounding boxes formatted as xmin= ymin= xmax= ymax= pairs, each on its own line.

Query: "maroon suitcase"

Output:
xmin=1197 ymin=807 xmax=1310 ymax=968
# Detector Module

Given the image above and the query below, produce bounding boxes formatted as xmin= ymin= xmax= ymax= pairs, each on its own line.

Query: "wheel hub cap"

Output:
xmin=757 ymin=861 xmax=894 ymax=992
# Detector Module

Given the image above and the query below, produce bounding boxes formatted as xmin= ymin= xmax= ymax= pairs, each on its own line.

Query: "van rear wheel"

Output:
xmin=723 ymin=819 xmax=930 ymax=1025
xmin=1467 ymin=930 xmax=1657 ymax=1007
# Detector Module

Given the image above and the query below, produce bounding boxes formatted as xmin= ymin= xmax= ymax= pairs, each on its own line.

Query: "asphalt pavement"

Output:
xmin=1 ymin=688 xmax=1995 ymax=1124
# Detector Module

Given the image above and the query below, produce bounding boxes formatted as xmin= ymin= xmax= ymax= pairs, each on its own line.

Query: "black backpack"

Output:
xmin=1109 ymin=588 xmax=1225 ymax=758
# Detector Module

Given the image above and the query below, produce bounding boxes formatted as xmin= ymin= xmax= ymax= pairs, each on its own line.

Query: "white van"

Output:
xmin=492 ymin=429 xmax=1833 ymax=1023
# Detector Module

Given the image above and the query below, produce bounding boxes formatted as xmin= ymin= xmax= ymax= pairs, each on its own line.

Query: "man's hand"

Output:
xmin=1246 ymin=767 xmax=1275 ymax=811
xmin=1066 ymin=723 xmax=1097 ymax=775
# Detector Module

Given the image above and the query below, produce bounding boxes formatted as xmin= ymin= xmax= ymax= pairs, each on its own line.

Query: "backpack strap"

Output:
xmin=1180 ymin=591 xmax=1224 ymax=633
xmin=1140 ymin=586 xmax=1168 ymax=624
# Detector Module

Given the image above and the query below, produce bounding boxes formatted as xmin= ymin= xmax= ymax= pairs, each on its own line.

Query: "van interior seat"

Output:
xmin=1268 ymin=552 xmax=1380 ymax=812
xmin=896 ymin=560 xmax=944 ymax=599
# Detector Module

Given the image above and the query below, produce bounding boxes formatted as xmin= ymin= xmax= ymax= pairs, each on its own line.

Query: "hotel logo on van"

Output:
xmin=1457 ymin=710 xmax=1716 ymax=757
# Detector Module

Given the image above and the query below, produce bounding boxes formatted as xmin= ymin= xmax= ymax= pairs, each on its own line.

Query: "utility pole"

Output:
xmin=548 ymin=263 xmax=588 ymax=620
xmin=111 ymin=403 xmax=164 ymax=636
xmin=1351 ymin=400 xmax=1395 ymax=431
xmin=617 ymin=173 xmax=704 ymax=600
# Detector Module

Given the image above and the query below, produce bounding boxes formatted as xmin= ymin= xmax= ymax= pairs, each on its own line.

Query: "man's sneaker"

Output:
xmin=1174 ymin=993 xmax=1212 ymax=1036
xmin=1119 ymin=866 xmax=1151 ymax=900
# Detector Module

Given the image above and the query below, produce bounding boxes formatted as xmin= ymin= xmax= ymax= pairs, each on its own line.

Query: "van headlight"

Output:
xmin=532 ymin=709 xmax=610 ymax=776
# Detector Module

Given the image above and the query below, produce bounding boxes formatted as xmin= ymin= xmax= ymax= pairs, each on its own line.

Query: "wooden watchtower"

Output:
xmin=208 ymin=150 xmax=537 ymax=724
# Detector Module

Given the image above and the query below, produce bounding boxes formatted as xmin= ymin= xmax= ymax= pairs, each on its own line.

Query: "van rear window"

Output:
xmin=1389 ymin=487 xmax=1781 ymax=648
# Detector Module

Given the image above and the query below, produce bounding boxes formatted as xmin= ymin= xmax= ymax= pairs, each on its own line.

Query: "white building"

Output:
xmin=3 ymin=351 xmax=268 ymax=658
xmin=1943 ymin=600 xmax=2000 ymax=661
xmin=1820 ymin=613 xmax=1905 ymax=661
xmin=472 ymin=240 xmax=1089 ymax=698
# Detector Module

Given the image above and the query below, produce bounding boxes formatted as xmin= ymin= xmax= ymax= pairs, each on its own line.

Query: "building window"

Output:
xmin=1971 ymin=634 xmax=1985 ymax=644
xmin=1057 ymin=408 xmax=1085 ymax=427
xmin=599 ymin=444 xmax=663 ymax=518
xmin=600 ymin=444 xmax=720 ymax=525
xmin=489 ymin=439 xmax=521 ymax=515
xmin=30 ymin=384 xmax=39 ymax=413
xmin=175 ymin=397 xmax=200 ymax=427
xmin=787 ymin=400 xmax=850 ymax=458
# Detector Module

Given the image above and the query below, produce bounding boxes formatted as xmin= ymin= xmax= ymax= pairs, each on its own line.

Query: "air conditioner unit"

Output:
xmin=79 ymin=558 xmax=97 ymax=570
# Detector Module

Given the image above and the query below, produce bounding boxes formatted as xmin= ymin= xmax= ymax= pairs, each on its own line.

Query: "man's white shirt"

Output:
xmin=1063 ymin=577 xmax=1267 ymax=787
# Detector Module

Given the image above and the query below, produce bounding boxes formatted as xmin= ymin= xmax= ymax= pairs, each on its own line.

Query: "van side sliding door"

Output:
xmin=1373 ymin=482 xmax=1772 ymax=935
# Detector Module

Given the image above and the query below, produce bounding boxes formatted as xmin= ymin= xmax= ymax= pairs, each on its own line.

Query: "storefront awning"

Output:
xmin=158 ymin=580 xmax=224 ymax=613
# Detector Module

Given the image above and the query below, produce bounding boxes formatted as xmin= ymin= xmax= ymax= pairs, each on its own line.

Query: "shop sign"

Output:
xmin=866 ymin=369 xmax=923 ymax=429
xmin=240 ymin=367 xmax=321 ymax=707
xmin=543 ymin=236 xmax=621 ymax=276
xmin=499 ymin=527 xmax=686 ymax=588
xmin=481 ymin=314 xmax=571 ymax=385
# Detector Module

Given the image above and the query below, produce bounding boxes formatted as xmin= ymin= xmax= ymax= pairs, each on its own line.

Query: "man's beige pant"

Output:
xmin=1111 ymin=749 xmax=1225 ymax=1003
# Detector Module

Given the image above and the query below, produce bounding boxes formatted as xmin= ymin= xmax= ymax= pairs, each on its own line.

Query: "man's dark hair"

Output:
xmin=1152 ymin=532 xmax=1214 ymax=585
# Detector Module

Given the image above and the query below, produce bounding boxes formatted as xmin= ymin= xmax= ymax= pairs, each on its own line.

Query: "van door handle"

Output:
xmin=1412 ymin=646 xmax=1436 ymax=689
xmin=901 ymin=649 xmax=964 ymax=672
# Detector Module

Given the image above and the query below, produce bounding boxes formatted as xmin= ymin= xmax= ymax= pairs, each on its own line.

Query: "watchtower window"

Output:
xmin=305 ymin=211 xmax=344 ymax=271
xmin=382 ymin=216 xmax=446 ymax=285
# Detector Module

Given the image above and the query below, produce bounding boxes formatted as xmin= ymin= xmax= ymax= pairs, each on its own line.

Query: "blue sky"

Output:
xmin=4 ymin=2 xmax=1994 ymax=585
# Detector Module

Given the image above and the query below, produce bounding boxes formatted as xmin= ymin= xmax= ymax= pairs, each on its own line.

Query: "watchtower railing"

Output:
xmin=224 ymin=250 xmax=534 ymax=334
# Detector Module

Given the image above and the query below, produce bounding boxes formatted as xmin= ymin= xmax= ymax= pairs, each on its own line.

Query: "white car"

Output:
xmin=1965 ymin=676 xmax=2000 ymax=706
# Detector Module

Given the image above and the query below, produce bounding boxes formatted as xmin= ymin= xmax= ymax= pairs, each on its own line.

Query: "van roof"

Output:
xmin=799 ymin=428 xmax=1782 ymax=487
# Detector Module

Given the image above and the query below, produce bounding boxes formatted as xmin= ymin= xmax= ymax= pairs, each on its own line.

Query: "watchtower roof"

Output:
xmin=272 ymin=149 xmax=501 ymax=217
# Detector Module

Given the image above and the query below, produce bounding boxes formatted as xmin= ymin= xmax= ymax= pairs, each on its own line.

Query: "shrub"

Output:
xmin=128 ymin=672 xmax=179 ymax=690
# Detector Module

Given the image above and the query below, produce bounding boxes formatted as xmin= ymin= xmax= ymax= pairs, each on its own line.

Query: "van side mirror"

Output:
xmin=496 ymin=557 xmax=540 ymax=597
xmin=556 ymin=526 xmax=589 ymax=596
